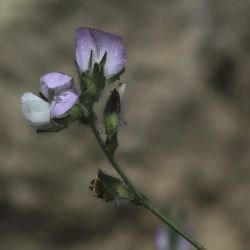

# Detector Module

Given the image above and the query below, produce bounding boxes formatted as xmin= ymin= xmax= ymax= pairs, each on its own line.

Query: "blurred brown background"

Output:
xmin=1 ymin=0 xmax=250 ymax=249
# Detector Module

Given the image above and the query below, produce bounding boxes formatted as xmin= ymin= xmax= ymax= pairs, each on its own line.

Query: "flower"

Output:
xmin=21 ymin=72 xmax=79 ymax=129
xmin=155 ymin=228 xmax=169 ymax=250
xmin=75 ymin=27 xmax=127 ymax=78
xmin=155 ymin=227 xmax=191 ymax=250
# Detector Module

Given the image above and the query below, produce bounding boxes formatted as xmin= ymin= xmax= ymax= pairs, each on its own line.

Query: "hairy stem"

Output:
xmin=90 ymin=121 xmax=206 ymax=250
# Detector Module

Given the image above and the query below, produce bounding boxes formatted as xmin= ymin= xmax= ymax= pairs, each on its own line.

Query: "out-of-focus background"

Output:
xmin=1 ymin=0 xmax=250 ymax=249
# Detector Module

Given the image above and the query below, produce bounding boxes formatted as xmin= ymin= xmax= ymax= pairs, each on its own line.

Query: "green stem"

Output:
xmin=90 ymin=122 xmax=206 ymax=250
xmin=90 ymin=122 xmax=142 ymax=199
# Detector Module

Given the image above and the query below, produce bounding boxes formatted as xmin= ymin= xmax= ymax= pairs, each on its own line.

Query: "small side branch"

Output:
xmin=90 ymin=121 xmax=206 ymax=250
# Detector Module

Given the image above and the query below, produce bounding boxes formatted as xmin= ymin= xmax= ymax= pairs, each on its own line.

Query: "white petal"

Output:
xmin=21 ymin=92 xmax=51 ymax=129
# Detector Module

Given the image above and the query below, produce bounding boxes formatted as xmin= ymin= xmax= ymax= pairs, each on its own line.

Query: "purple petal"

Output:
xmin=75 ymin=28 xmax=97 ymax=74
xmin=50 ymin=90 xmax=79 ymax=118
xmin=155 ymin=228 xmax=169 ymax=250
xmin=76 ymin=27 xmax=127 ymax=78
xmin=92 ymin=29 xmax=127 ymax=77
xmin=40 ymin=72 xmax=75 ymax=100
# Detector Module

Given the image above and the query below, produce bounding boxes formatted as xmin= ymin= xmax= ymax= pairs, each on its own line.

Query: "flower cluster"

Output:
xmin=20 ymin=27 xmax=205 ymax=250
xmin=21 ymin=27 xmax=127 ymax=133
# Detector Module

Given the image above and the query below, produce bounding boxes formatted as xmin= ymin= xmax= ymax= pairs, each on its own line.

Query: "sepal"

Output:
xmin=79 ymin=54 xmax=107 ymax=105
xmin=37 ymin=104 xmax=86 ymax=132
xmin=89 ymin=170 xmax=137 ymax=204
xmin=105 ymin=133 xmax=118 ymax=155
xmin=106 ymin=68 xmax=125 ymax=85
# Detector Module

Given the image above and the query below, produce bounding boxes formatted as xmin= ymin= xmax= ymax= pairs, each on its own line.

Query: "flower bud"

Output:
xmin=104 ymin=112 xmax=120 ymax=137
xmin=103 ymin=87 xmax=123 ymax=154
xmin=104 ymin=89 xmax=121 ymax=137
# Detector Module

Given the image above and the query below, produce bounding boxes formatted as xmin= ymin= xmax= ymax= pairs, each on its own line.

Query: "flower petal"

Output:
xmin=50 ymin=90 xmax=79 ymax=118
xmin=76 ymin=28 xmax=127 ymax=78
xmin=40 ymin=72 xmax=75 ymax=100
xmin=155 ymin=228 xmax=169 ymax=250
xmin=21 ymin=92 xmax=51 ymax=129
xmin=91 ymin=29 xmax=127 ymax=77
xmin=76 ymin=28 xmax=97 ymax=73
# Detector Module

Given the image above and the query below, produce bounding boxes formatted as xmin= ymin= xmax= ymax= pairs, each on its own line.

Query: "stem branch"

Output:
xmin=90 ymin=122 xmax=206 ymax=250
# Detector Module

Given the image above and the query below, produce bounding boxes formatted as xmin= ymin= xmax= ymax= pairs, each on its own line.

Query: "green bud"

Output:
xmin=103 ymin=88 xmax=122 ymax=154
xmin=104 ymin=113 xmax=119 ymax=137
xmin=104 ymin=89 xmax=121 ymax=137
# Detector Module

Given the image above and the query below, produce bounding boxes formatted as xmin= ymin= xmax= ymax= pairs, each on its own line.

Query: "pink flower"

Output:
xmin=21 ymin=72 xmax=79 ymax=129
xmin=75 ymin=27 xmax=127 ymax=78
